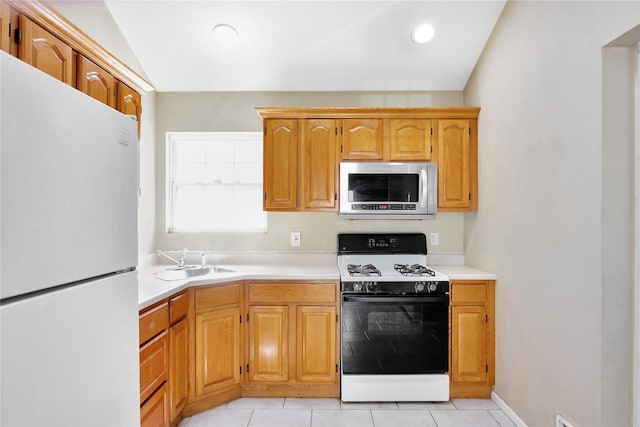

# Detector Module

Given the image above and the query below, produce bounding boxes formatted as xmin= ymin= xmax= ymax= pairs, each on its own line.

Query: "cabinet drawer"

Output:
xmin=140 ymin=330 xmax=169 ymax=403
xmin=195 ymin=283 xmax=241 ymax=310
xmin=139 ymin=303 xmax=169 ymax=345
xmin=248 ymin=283 xmax=336 ymax=304
xmin=141 ymin=382 xmax=168 ymax=427
xmin=451 ymin=282 xmax=488 ymax=305
xmin=170 ymin=292 xmax=189 ymax=324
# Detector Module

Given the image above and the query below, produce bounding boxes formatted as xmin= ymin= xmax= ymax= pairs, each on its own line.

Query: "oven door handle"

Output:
xmin=342 ymin=295 xmax=449 ymax=304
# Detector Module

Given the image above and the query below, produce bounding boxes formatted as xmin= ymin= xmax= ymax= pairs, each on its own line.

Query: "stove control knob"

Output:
xmin=428 ymin=283 xmax=438 ymax=292
xmin=415 ymin=282 xmax=426 ymax=293
xmin=366 ymin=282 xmax=377 ymax=293
xmin=352 ymin=283 xmax=363 ymax=292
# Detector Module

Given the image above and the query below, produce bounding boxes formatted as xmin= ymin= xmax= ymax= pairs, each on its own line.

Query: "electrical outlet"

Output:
xmin=430 ymin=232 xmax=439 ymax=246
xmin=291 ymin=231 xmax=301 ymax=247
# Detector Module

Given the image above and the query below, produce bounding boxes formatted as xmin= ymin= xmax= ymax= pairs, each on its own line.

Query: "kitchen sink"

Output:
xmin=155 ymin=265 xmax=235 ymax=281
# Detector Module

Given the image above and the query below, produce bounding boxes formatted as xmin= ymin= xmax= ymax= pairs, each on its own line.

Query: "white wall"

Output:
xmin=153 ymin=91 xmax=466 ymax=255
xmin=464 ymin=2 xmax=639 ymax=425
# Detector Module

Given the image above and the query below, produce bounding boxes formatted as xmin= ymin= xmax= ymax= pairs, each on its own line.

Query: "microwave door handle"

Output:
xmin=420 ymin=169 xmax=428 ymax=207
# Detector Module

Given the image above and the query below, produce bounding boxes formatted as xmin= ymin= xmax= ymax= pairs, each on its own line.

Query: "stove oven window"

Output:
xmin=341 ymin=299 xmax=448 ymax=375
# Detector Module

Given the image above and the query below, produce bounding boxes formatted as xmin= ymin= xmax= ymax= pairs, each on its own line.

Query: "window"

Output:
xmin=166 ymin=132 xmax=266 ymax=232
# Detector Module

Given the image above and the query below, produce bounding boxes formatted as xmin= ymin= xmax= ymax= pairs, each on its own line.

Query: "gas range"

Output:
xmin=337 ymin=233 xmax=450 ymax=402
xmin=337 ymin=233 xmax=449 ymax=295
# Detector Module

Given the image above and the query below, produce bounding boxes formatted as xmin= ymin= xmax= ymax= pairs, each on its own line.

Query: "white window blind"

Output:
xmin=166 ymin=132 xmax=266 ymax=233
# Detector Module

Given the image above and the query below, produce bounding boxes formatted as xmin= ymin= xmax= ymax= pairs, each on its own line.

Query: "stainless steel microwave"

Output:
xmin=339 ymin=162 xmax=437 ymax=220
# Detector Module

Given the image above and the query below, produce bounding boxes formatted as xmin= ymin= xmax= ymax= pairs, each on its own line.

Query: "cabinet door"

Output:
xmin=388 ymin=119 xmax=432 ymax=161
xmin=340 ymin=118 xmax=383 ymax=160
xmin=296 ymin=306 xmax=336 ymax=383
xmin=77 ymin=55 xmax=116 ymax=108
xmin=264 ymin=119 xmax=298 ymax=210
xmin=18 ymin=16 xmax=73 ymax=85
xmin=117 ymin=81 xmax=142 ymax=136
xmin=451 ymin=305 xmax=487 ymax=384
xmin=248 ymin=305 xmax=288 ymax=382
xmin=169 ymin=318 xmax=188 ymax=423
xmin=300 ymin=119 xmax=337 ymax=211
xmin=194 ymin=306 xmax=241 ymax=397
xmin=1 ymin=3 xmax=18 ymax=56
xmin=437 ymin=119 xmax=471 ymax=209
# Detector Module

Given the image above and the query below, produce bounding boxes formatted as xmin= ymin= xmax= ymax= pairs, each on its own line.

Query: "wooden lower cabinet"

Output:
xmin=185 ymin=283 xmax=243 ymax=416
xmin=141 ymin=382 xmax=168 ymax=427
xmin=449 ymin=280 xmax=495 ymax=398
xmin=248 ymin=305 xmax=289 ymax=383
xmin=296 ymin=306 xmax=337 ymax=384
xmin=244 ymin=281 xmax=339 ymax=397
xmin=167 ymin=292 xmax=190 ymax=426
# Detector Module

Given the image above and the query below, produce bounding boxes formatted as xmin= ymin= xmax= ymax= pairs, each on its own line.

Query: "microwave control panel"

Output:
xmin=352 ymin=203 xmax=416 ymax=211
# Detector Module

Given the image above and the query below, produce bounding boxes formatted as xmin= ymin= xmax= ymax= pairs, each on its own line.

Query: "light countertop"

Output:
xmin=138 ymin=259 xmax=496 ymax=310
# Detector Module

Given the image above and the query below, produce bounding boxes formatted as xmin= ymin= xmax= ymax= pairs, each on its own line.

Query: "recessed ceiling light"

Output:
xmin=212 ymin=23 xmax=239 ymax=40
xmin=411 ymin=23 xmax=436 ymax=44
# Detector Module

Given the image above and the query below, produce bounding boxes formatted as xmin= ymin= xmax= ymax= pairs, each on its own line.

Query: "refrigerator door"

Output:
xmin=0 ymin=271 xmax=140 ymax=426
xmin=0 ymin=52 xmax=138 ymax=299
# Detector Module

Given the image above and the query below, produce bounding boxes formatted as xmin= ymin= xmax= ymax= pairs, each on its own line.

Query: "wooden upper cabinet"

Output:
xmin=340 ymin=118 xmax=383 ymax=160
xmin=264 ymin=119 xmax=298 ymax=210
xmin=388 ymin=119 xmax=433 ymax=161
xmin=117 ymin=81 xmax=142 ymax=135
xmin=18 ymin=16 xmax=73 ymax=85
xmin=1 ymin=3 xmax=18 ymax=56
xmin=77 ymin=55 xmax=116 ymax=108
xmin=300 ymin=119 xmax=338 ymax=211
xmin=437 ymin=119 xmax=477 ymax=211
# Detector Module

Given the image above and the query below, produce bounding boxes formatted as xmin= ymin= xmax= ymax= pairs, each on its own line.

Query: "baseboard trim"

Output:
xmin=491 ymin=390 xmax=528 ymax=427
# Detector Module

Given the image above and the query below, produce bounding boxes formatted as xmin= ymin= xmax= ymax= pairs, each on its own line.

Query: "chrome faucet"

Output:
xmin=158 ymin=251 xmax=186 ymax=268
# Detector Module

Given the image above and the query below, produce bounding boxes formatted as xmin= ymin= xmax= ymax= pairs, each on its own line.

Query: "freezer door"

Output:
xmin=0 ymin=52 xmax=138 ymax=299
xmin=0 ymin=271 xmax=140 ymax=425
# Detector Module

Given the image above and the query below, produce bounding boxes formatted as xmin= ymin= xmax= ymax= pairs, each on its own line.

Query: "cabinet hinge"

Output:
xmin=246 ymin=313 xmax=249 ymax=322
xmin=486 ymin=364 xmax=489 ymax=373
xmin=240 ymin=366 xmax=242 ymax=374
xmin=485 ymin=314 xmax=488 ymax=323
xmin=336 ymin=314 xmax=339 ymax=323
xmin=469 ymin=127 xmax=472 ymax=135
xmin=334 ymin=193 xmax=337 ymax=201
xmin=246 ymin=364 xmax=250 ymax=373
xmin=264 ymin=193 xmax=267 ymax=201
xmin=8 ymin=23 xmax=11 ymax=39
xmin=264 ymin=126 xmax=267 ymax=135
xmin=240 ymin=314 xmax=242 ymax=324
xmin=14 ymin=28 xmax=22 ymax=44
xmin=430 ymin=145 xmax=433 ymax=153
xmin=430 ymin=128 xmax=433 ymax=136
xmin=335 ymin=128 xmax=337 ymax=136
xmin=469 ymin=193 xmax=472 ymax=201
xmin=340 ymin=127 xmax=343 ymax=135
xmin=336 ymin=364 xmax=339 ymax=373
xmin=340 ymin=145 xmax=343 ymax=153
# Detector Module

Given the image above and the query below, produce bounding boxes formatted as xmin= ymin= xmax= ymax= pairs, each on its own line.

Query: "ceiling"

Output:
xmin=105 ymin=1 xmax=506 ymax=92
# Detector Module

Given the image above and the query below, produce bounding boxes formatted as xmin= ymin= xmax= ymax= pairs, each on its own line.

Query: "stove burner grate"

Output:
xmin=394 ymin=263 xmax=436 ymax=277
xmin=347 ymin=264 xmax=381 ymax=277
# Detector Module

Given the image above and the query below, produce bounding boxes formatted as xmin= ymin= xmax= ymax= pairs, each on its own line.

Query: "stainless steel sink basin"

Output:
xmin=155 ymin=265 xmax=235 ymax=281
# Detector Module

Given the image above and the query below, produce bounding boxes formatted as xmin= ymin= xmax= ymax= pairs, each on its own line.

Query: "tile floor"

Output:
xmin=179 ymin=397 xmax=517 ymax=427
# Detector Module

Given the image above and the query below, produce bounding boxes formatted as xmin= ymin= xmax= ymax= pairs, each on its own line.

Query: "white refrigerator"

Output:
xmin=0 ymin=52 xmax=140 ymax=425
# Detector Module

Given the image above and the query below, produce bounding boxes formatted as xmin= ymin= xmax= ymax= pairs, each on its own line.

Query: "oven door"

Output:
xmin=341 ymin=294 xmax=449 ymax=375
